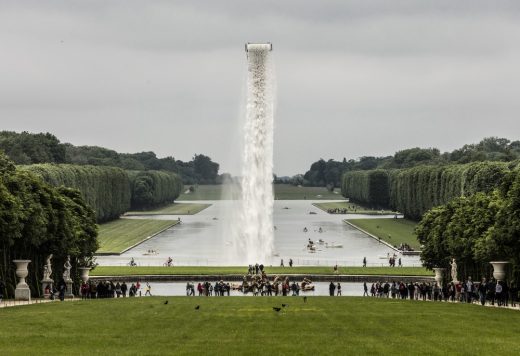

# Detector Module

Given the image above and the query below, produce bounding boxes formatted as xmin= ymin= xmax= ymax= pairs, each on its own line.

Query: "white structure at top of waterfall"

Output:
xmin=232 ymin=42 xmax=275 ymax=264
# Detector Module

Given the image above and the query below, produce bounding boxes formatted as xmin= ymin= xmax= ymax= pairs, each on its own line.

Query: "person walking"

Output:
xmin=478 ymin=278 xmax=487 ymax=306
xmin=337 ymin=283 xmax=342 ymax=296
xmin=280 ymin=259 xmax=284 ymax=267
xmin=363 ymin=257 xmax=367 ymax=267
xmin=289 ymin=259 xmax=293 ymax=267
xmin=329 ymin=282 xmax=336 ymax=296
xmin=363 ymin=282 xmax=369 ymax=296
xmin=144 ymin=282 xmax=152 ymax=296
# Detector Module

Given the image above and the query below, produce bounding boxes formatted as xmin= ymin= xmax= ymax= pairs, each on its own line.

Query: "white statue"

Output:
xmin=63 ymin=255 xmax=72 ymax=281
xmin=450 ymin=258 xmax=458 ymax=282
xmin=43 ymin=254 xmax=53 ymax=280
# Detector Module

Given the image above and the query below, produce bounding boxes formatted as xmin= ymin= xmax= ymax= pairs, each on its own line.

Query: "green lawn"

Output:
xmin=97 ymin=219 xmax=178 ymax=254
xmin=1 ymin=297 xmax=518 ymax=355
xmin=274 ymin=184 xmax=344 ymax=200
xmin=91 ymin=266 xmax=433 ymax=276
xmin=178 ymin=184 xmax=345 ymax=200
xmin=314 ymin=201 xmax=396 ymax=215
xmin=346 ymin=218 xmax=420 ymax=250
xmin=126 ymin=202 xmax=211 ymax=215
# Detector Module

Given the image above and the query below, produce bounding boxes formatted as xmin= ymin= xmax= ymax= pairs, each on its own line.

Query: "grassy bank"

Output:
xmin=346 ymin=218 xmax=420 ymax=250
xmin=126 ymin=202 xmax=211 ymax=215
xmin=91 ymin=266 xmax=433 ymax=277
xmin=314 ymin=201 xmax=395 ymax=215
xmin=0 ymin=297 xmax=518 ymax=355
xmin=178 ymin=184 xmax=345 ymax=201
xmin=97 ymin=219 xmax=178 ymax=254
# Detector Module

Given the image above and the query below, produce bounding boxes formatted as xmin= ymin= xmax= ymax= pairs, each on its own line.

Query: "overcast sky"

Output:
xmin=1 ymin=1 xmax=519 ymax=176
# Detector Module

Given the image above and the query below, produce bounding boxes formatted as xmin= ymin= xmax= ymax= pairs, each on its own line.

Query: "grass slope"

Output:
xmin=314 ymin=201 xmax=395 ymax=215
xmin=126 ymin=202 xmax=211 ymax=215
xmin=97 ymin=219 xmax=178 ymax=254
xmin=0 ymin=297 xmax=518 ymax=355
xmin=91 ymin=266 xmax=433 ymax=277
xmin=346 ymin=218 xmax=420 ymax=250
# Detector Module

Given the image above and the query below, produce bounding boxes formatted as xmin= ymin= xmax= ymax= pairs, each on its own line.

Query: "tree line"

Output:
xmin=302 ymin=137 xmax=520 ymax=187
xmin=0 ymin=152 xmax=98 ymax=298
xmin=342 ymin=161 xmax=517 ymax=219
xmin=416 ymin=168 xmax=520 ymax=284
xmin=22 ymin=164 xmax=183 ymax=222
xmin=0 ymin=131 xmax=220 ymax=184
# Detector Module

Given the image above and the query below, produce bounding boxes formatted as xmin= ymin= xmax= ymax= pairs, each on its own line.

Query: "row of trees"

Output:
xmin=0 ymin=152 xmax=98 ymax=298
xmin=416 ymin=168 xmax=520 ymax=283
xmin=22 ymin=164 xmax=182 ymax=222
xmin=342 ymin=161 xmax=517 ymax=219
xmin=0 ymin=131 xmax=221 ymax=184
xmin=303 ymin=137 xmax=520 ymax=187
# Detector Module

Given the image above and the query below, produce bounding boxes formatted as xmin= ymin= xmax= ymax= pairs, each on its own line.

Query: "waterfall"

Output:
xmin=230 ymin=43 xmax=275 ymax=264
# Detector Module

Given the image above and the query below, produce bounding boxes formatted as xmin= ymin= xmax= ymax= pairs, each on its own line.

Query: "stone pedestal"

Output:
xmin=433 ymin=268 xmax=446 ymax=287
xmin=41 ymin=278 xmax=54 ymax=299
xmin=490 ymin=261 xmax=509 ymax=282
xmin=13 ymin=260 xmax=31 ymax=301
xmin=79 ymin=267 xmax=91 ymax=284
xmin=65 ymin=279 xmax=74 ymax=298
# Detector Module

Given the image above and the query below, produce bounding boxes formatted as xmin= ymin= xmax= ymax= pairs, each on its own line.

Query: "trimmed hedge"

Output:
xmin=341 ymin=170 xmax=389 ymax=209
xmin=22 ymin=164 xmax=131 ymax=222
xmin=129 ymin=170 xmax=183 ymax=210
xmin=343 ymin=161 xmax=511 ymax=220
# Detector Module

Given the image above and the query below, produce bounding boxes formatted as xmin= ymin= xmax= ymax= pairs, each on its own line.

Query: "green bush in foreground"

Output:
xmin=0 ymin=298 xmax=518 ymax=355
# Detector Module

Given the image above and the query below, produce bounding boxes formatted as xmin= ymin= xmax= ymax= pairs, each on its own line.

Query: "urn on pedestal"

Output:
xmin=13 ymin=260 xmax=31 ymax=301
xmin=490 ymin=261 xmax=509 ymax=282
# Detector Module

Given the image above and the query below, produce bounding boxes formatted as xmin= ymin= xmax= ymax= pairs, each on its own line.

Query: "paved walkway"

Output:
xmin=0 ymin=297 xmax=77 ymax=309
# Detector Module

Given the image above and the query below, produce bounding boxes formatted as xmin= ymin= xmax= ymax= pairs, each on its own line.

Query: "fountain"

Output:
xmin=230 ymin=43 xmax=275 ymax=264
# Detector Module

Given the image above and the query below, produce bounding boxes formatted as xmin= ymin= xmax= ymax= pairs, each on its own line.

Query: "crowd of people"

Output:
xmin=363 ymin=278 xmax=519 ymax=307
xmin=79 ymin=280 xmax=151 ymax=299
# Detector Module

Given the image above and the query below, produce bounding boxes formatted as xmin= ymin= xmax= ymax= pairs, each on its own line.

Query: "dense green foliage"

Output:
xmin=389 ymin=161 xmax=510 ymax=219
xmin=22 ymin=164 xmax=131 ymax=222
xmin=416 ymin=168 xmax=520 ymax=283
xmin=1 ymin=298 xmax=519 ymax=355
xmin=129 ymin=170 xmax=183 ymax=210
xmin=343 ymin=161 xmax=512 ymax=220
xmin=0 ymin=153 xmax=98 ymax=298
xmin=303 ymin=137 xmax=520 ymax=187
xmin=0 ymin=131 xmax=221 ymax=184
xmin=341 ymin=170 xmax=390 ymax=208
xmin=0 ymin=131 xmax=65 ymax=164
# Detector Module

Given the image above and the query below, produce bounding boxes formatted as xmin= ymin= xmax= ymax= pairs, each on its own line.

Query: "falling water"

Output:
xmin=230 ymin=43 xmax=275 ymax=264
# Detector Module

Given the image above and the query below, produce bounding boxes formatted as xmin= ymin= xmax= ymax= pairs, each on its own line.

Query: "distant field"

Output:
xmin=274 ymin=184 xmax=344 ymax=200
xmin=91 ymin=266 xmax=433 ymax=276
xmin=1 ymin=297 xmax=518 ymax=355
xmin=126 ymin=202 xmax=211 ymax=215
xmin=346 ymin=218 xmax=420 ymax=250
xmin=178 ymin=184 xmax=345 ymax=200
xmin=314 ymin=201 xmax=396 ymax=215
xmin=97 ymin=219 xmax=178 ymax=254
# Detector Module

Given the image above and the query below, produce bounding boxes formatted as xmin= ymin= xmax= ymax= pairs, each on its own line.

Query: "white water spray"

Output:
xmin=230 ymin=43 xmax=275 ymax=264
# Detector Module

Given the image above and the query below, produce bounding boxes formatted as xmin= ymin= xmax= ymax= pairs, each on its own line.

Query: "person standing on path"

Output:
xmin=363 ymin=257 xmax=367 ymax=267
xmin=144 ymin=282 xmax=152 ymax=296
xmin=337 ymin=283 xmax=342 ymax=296
xmin=363 ymin=282 xmax=369 ymax=296
xmin=329 ymin=282 xmax=336 ymax=296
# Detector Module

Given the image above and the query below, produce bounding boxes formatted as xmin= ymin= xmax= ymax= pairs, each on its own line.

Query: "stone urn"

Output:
xmin=79 ymin=267 xmax=91 ymax=284
xmin=13 ymin=259 xmax=31 ymax=301
xmin=490 ymin=261 xmax=509 ymax=282
xmin=433 ymin=268 xmax=446 ymax=287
